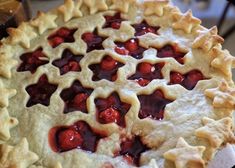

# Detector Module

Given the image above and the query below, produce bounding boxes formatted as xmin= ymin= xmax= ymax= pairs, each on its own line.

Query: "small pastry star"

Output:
xmin=164 ymin=137 xmax=205 ymax=168
xmin=143 ymin=0 xmax=169 ymax=16
xmin=58 ymin=0 xmax=82 ymax=22
xmin=205 ymin=80 xmax=235 ymax=108
xmin=7 ymin=22 xmax=37 ymax=48
xmin=0 ymin=81 xmax=16 ymax=108
xmin=110 ymin=0 xmax=135 ymax=13
xmin=31 ymin=12 xmax=58 ymax=34
xmin=172 ymin=10 xmax=201 ymax=34
xmin=84 ymin=0 xmax=108 ymax=14
xmin=0 ymin=138 xmax=39 ymax=168
xmin=195 ymin=117 xmax=234 ymax=148
xmin=210 ymin=45 xmax=235 ymax=78
xmin=0 ymin=53 xmax=17 ymax=79
xmin=192 ymin=26 xmax=224 ymax=52
xmin=0 ymin=108 xmax=18 ymax=143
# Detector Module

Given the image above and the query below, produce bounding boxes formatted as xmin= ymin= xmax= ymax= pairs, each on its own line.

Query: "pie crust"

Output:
xmin=0 ymin=0 xmax=235 ymax=168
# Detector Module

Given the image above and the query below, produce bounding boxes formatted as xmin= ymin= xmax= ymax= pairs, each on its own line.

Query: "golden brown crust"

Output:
xmin=110 ymin=0 xmax=136 ymax=13
xmin=205 ymin=80 xmax=235 ymax=108
xmin=163 ymin=137 xmax=205 ymax=168
xmin=192 ymin=26 xmax=224 ymax=52
xmin=211 ymin=45 xmax=235 ymax=78
xmin=195 ymin=117 xmax=235 ymax=148
xmin=0 ymin=53 xmax=17 ymax=79
xmin=172 ymin=9 xmax=201 ymax=34
xmin=0 ymin=81 xmax=16 ymax=108
xmin=143 ymin=0 xmax=169 ymax=16
xmin=6 ymin=22 xmax=37 ymax=49
xmin=30 ymin=11 xmax=58 ymax=34
xmin=0 ymin=108 xmax=18 ymax=143
xmin=0 ymin=138 xmax=39 ymax=168
xmin=84 ymin=0 xmax=108 ymax=14
xmin=58 ymin=0 xmax=82 ymax=22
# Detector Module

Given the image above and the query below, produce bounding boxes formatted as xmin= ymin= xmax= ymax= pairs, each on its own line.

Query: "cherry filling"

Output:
xmin=169 ymin=70 xmax=205 ymax=90
xmin=118 ymin=136 xmax=149 ymax=166
xmin=17 ymin=48 xmax=49 ymax=74
xmin=48 ymin=27 xmax=77 ymax=48
xmin=82 ymin=29 xmax=106 ymax=52
xmin=128 ymin=62 xmax=165 ymax=86
xmin=26 ymin=74 xmax=58 ymax=107
xmin=157 ymin=45 xmax=186 ymax=64
xmin=52 ymin=49 xmax=83 ymax=75
xmin=103 ymin=13 xmax=125 ymax=29
xmin=132 ymin=21 xmax=160 ymax=36
xmin=49 ymin=121 xmax=107 ymax=152
xmin=89 ymin=56 xmax=124 ymax=81
xmin=115 ymin=38 xmax=146 ymax=59
xmin=138 ymin=89 xmax=173 ymax=120
xmin=95 ymin=92 xmax=131 ymax=127
xmin=60 ymin=80 xmax=93 ymax=113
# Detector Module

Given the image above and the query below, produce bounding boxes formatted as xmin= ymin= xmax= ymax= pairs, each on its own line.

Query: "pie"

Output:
xmin=0 ymin=0 xmax=235 ymax=168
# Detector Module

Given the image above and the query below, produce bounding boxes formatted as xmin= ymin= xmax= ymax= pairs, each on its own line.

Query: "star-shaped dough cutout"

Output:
xmin=143 ymin=0 xmax=169 ymax=16
xmin=172 ymin=10 xmax=201 ymax=34
xmin=84 ymin=0 xmax=108 ymax=14
xmin=0 ymin=81 xmax=16 ymax=108
xmin=205 ymin=81 xmax=235 ymax=108
xmin=110 ymin=0 xmax=135 ymax=13
xmin=192 ymin=26 xmax=224 ymax=52
xmin=7 ymin=22 xmax=37 ymax=48
xmin=195 ymin=117 xmax=234 ymax=148
xmin=0 ymin=108 xmax=18 ymax=143
xmin=0 ymin=138 xmax=39 ymax=168
xmin=58 ymin=0 xmax=82 ymax=22
xmin=164 ymin=137 xmax=205 ymax=168
xmin=0 ymin=53 xmax=17 ymax=79
xmin=31 ymin=12 xmax=57 ymax=34
xmin=210 ymin=45 xmax=235 ymax=78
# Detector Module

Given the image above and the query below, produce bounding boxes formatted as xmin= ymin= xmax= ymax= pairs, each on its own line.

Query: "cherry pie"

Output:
xmin=0 ymin=0 xmax=235 ymax=168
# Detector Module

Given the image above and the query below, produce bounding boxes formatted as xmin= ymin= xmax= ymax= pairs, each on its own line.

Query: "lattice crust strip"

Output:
xmin=0 ymin=0 xmax=234 ymax=168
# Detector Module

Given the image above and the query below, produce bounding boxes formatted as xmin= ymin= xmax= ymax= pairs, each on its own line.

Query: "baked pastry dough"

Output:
xmin=163 ymin=137 xmax=205 ymax=168
xmin=0 ymin=0 xmax=234 ymax=168
xmin=195 ymin=117 xmax=234 ymax=148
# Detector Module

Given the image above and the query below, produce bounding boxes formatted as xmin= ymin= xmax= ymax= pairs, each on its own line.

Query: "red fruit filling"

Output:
xmin=132 ymin=21 xmax=160 ymax=36
xmin=82 ymin=29 xmax=106 ymax=52
xmin=60 ymin=80 xmax=93 ymax=113
xmin=26 ymin=74 xmax=58 ymax=107
xmin=52 ymin=49 xmax=83 ymax=75
xmin=95 ymin=92 xmax=131 ymax=127
xmin=169 ymin=70 xmax=205 ymax=90
xmin=49 ymin=121 xmax=107 ymax=152
xmin=119 ymin=136 xmax=149 ymax=166
xmin=157 ymin=45 xmax=186 ymax=64
xmin=103 ymin=13 xmax=125 ymax=29
xmin=128 ymin=62 xmax=165 ymax=86
xmin=138 ymin=89 xmax=173 ymax=120
xmin=115 ymin=38 xmax=146 ymax=59
xmin=89 ymin=56 xmax=124 ymax=81
xmin=48 ymin=27 xmax=77 ymax=48
xmin=17 ymin=48 xmax=49 ymax=74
